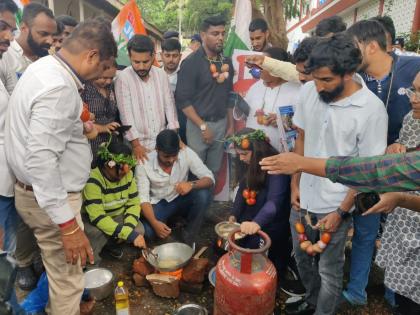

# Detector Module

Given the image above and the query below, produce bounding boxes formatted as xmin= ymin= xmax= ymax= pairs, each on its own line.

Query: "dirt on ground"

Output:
xmin=90 ymin=202 xmax=393 ymax=315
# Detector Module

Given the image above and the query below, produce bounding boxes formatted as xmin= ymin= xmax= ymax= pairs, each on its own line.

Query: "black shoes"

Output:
xmin=16 ymin=266 xmax=37 ymax=291
xmin=280 ymin=278 xmax=306 ymax=297
xmin=285 ymin=300 xmax=315 ymax=315
xmin=100 ymin=244 xmax=123 ymax=259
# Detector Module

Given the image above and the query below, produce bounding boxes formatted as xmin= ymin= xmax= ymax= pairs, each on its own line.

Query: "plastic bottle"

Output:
xmin=115 ymin=281 xmax=130 ymax=315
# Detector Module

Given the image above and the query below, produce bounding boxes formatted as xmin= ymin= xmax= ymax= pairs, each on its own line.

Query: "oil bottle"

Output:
xmin=115 ymin=281 xmax=130 ymax=315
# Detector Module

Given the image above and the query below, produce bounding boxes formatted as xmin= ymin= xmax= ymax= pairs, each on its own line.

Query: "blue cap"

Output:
xmin=191 ymin=34 xmax=202 ymax=43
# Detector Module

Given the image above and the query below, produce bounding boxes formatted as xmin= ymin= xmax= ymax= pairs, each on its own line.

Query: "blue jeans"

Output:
xmin=343 ymin=213 xmax=380 ymax=305
xmin=0 ymin=196 xmax=18 ymax=253
xmin=142 ymin=189 xmax=211 ymax=243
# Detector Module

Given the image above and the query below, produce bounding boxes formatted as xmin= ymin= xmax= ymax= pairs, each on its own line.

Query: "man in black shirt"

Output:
xmin=176 ymin=15 xmax=234 ymax=175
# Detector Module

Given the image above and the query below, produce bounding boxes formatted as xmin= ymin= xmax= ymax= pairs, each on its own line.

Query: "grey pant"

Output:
xmin=290 ymin=209 xmax=352 ymax=315
xmin=186 ymin=117 xmax=226 ymax=175
xmin=82 ymin=214 xmax=144 ymax=264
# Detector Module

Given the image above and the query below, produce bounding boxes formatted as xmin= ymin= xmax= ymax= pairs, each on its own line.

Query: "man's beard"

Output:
xmin=319 ymin=81 xmax=345 ymax=103
xmin=135 ymin=68 xmax=151 ymax=78
xmin=28 ymin=30 xmax=50 ymax=57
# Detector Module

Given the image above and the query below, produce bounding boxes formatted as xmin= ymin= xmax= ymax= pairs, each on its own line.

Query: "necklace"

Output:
xmin=207 ymin=54 xmax=230 ymax=84
xmin=255 ymin=85 xmax=282 ymax=125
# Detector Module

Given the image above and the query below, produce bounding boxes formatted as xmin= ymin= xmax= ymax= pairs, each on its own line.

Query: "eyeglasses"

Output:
xmin=0 ymin=20 xmax=18 ymax=37
xmin=404 ymin=87 xmax=420 ymax=100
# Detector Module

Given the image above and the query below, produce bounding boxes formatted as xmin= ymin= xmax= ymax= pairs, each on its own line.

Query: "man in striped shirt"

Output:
xmin=82 ymin=139 xmax=145 ymax=262
xmin=115 ymin=35 xmax=179 ymax=163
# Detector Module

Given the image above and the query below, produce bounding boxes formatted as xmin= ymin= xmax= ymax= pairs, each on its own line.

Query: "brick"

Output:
xmin=181 ymin=258 xmax=209 ymax=284
xmin=132 ymin=256 xmax=154 ymax=276
xmin=146 ymin=274 xmax=180 ymax=298
xmin=133 ymin=273 xmax=149 ymax=287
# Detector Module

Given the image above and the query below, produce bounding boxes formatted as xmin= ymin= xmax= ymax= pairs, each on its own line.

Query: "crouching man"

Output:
xmin=136 ymin=129 xmax=214 ymax=244
xmin=82 ymin=137 xmax=145 ymax=263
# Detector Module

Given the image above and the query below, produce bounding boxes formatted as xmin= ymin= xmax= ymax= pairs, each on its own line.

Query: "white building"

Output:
xmin=287 ymin=0 xmax=420 ymax=52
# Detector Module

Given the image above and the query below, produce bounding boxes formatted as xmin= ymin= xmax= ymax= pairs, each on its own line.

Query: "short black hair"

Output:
xmin=0 ymin=0 xmax=18 ymax=15
xmin=315 ymin=16 xmax=346 ymax=37
xmin=293 ymin=36 xmax=320 ymax=63
xmin=97 ymin=140 xmax=132 ymax=168
xmin=346 ymin=20 xmax=387 ymax=52
xmin=56 ymin=14 xmax=78 ymax=28
xmin=249 ymin=18 xmax=268 ymax=33
xmin=201 ymin=15 xmax=226 ymax=32
xmin=62 ymin=19 xmax=117 ymax=61
xmin=127 ymin=34 xmax=154 ymax=55
xmin=54 ymin=20 xmax=64 ymax=36
xmin=161 ymin=38 xmax=181 ymax=53
xmin=371 ymin=15 xmax=395 ymax=44
xmin=156 ymin=129 xmax=180 ymax=155
xmin=22 ymin=3 xmax=54 ymax=26
xmin=306 ymin=33 xmax=361 ymax=76
xmin=264 ymin=47 xmax=289 ymax=62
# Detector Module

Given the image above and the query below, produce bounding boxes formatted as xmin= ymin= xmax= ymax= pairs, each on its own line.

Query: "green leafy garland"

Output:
xmin=225 ymin=129 xmax=269 ymax=146
xmin=97 ymin=134 xmax=137 ymax=168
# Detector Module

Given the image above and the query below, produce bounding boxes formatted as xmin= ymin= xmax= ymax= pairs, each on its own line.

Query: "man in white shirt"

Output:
xmin=115 ymin=35 xmax=179 ymax=163
xmin=0 ymin=3 xmax=56 ymax=93
xmin=5 ymin=20 xmax=117 ymax=315
xmin=161 ymin=38 xmax=181 ymax=94
xmin=136 ymin=130 xmax=214 ymax=244
xmin=285 ymin=34 xmax=388 ymax=315
xmin=245 ymin=47 xmax=300 ymax=152
xmin=161 ymin=38 xmax=188 ymax=143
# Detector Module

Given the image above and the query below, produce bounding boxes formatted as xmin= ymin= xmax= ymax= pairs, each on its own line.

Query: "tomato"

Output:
xmin=209 ymin=64 xmax=217 ymax=73
xmin=241 ymin=138 xmax=250 ymax=149
xmin=321 ymin=232 xmax=331 ymax=244
xmin=306 ymin=245 xmax=315 ymax=256
xmin=242 ymin=188 xmax=250 ymax=199
xmin=295 ymin=222 xmax=305 ymax=234
xmin=257 ymin=115 xmax=265 ymax=125
xmin=122 ymin=164 xmax=130 ymax=174
xmin=249 ymin=190 xmax=257 ymax=198
xmin=246 ymin=198 xmax=256 ymax=206
xmin=298 ymin=233 xmax=307 ymax=243
xmin=221 ymin=63 xmax=229 ymax=73
xmin=299 ymin=240 xmax=311 ymax=251
xmin=80 ymin=106 xmax=91 ymax=122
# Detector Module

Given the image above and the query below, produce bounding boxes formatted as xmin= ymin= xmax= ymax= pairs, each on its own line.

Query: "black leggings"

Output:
xmin=394 ymin=293 xmax=420 ymax=315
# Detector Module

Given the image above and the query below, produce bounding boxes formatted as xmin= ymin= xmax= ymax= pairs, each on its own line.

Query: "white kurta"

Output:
xmin=0 ymin=77 xmax=14 ymax=196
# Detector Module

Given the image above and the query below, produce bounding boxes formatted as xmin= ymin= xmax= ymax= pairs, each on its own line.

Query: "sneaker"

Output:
xmin=280 ymin=278 xmax=306 ymax=297
xmin=100 ymin=245 xmax=123 ymax=259
xmin=285 ymin=299 xmax=315 ymax=315
xmin=16 ymin=266 xmax=37 ymax=291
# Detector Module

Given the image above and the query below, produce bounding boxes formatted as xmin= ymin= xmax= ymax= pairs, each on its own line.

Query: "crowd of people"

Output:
xmin=0 ymin=1 xmax=418 ymax=314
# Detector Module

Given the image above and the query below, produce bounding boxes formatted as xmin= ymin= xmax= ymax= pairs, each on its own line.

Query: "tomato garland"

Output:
xmin=294 ymin=222 xmax=331 ymax=256
xmin=209 ymin=62 xmax=229 ymax=84
xmin=242 ymin=188 xmax=257 ymax=206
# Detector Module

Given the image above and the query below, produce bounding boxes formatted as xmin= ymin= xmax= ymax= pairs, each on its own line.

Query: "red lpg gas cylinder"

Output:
xmin=214 ymin=229 xmax=277 ymax=315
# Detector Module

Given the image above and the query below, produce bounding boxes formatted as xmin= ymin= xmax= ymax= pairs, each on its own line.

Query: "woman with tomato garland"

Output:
xmin=82 ymin=136 xmax=146 ymax=263
xmin=229 ymin=128 xmax=292 ymax=281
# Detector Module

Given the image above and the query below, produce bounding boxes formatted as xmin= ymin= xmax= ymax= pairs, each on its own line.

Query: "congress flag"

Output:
xmin=111 ymin=0 xmax=147 ymax=66
xmin=224 ymin=0 xmax=252 ymax=57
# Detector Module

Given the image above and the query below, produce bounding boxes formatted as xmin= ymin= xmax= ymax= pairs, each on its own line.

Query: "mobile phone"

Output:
xmin=354 ymin=192 xmax=380 ymax=215
xmin=116 ymin=125 xmax=131 ymax=134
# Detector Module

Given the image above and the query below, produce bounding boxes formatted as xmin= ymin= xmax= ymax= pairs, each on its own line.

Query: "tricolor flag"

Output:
xmin=224 ymin=0 xmax=252 ymax=57
xmin=13 ymin=0 xmax=30 ymax=25
xmin=111 ymin=0 xmax=147 ymax=66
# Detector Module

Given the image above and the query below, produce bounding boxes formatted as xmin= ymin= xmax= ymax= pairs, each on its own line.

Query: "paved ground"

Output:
xmin=90 ymin=201 xmax=393 ymax=315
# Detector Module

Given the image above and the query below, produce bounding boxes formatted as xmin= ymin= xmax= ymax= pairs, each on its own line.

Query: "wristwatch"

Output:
xmin=336 ymin=207 xmax=351 ymax=219
xmin=190 ymin=181 xmax=197 ymax=189
xmin=200 ymin=123 xmax=207 ymax=132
